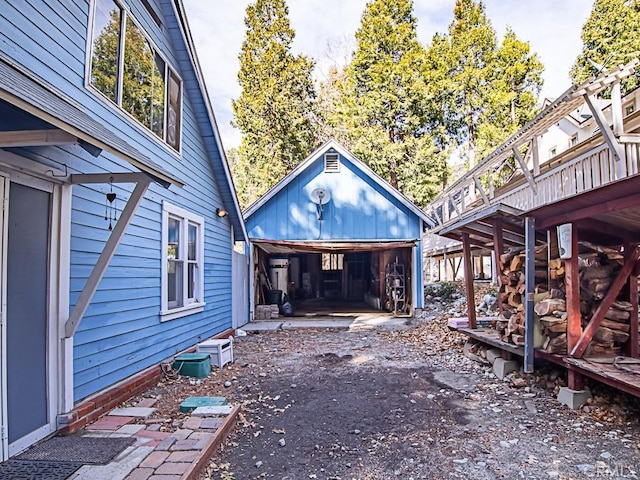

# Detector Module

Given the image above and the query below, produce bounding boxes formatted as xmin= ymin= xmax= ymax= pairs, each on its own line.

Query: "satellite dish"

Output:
xmin=310 ymin=188 xmax=331 ymax=205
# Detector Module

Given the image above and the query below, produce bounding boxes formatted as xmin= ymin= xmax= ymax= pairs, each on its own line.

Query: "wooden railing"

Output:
xmin=428 ymin=139 xmax=640 ymax=229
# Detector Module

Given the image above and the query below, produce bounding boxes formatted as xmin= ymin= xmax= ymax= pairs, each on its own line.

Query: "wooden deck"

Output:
xmin=563 ymin=357 xmax=640 ymax=399
xmin=457 ymin=327 xmax=524 ymax=357
xmin=458 ymin=329 xmax=640 ymax=398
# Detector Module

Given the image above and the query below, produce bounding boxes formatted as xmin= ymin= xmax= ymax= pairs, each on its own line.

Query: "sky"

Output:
xmin=181 ymin=0 xmax=594 ymax=151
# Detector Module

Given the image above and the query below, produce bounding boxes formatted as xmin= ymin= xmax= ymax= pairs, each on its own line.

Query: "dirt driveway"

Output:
xmin=199 ymin=321 xmax=640 ymax=480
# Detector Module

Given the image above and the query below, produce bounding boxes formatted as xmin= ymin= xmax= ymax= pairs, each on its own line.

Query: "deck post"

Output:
xmin=625 ymin=242 xmax=639 ymax=358
xmin=492 ymin=218 xmax=505 ymax=315
xmin=462 ymin=232 xmax=477 ymax=329
xmin=563 ymin=222 xmax=584 ymax=390
xmin=524 ymin=217 xmax=535 ymax=373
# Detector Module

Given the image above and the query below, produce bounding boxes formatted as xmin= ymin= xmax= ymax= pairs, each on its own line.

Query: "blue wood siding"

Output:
xmin=1 ymin=0 xmax=235 ymax=401
xmin=246 ymin=154 xmax=422 ymax=241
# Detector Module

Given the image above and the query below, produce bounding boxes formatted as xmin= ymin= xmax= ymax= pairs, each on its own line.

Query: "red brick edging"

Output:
xmin=58 ymin=329 xmax=235 ymax=434
xmin=180 ymin=405 xmax=241 ymax=480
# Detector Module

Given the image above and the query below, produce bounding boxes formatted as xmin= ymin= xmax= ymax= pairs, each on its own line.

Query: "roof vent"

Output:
xmin=324 ymin=152 xmax=340 ymax=173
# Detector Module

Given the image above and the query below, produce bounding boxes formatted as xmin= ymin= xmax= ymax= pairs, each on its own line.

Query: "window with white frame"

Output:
xmin=88 ymin=0 xmax=182 ymax=152
xmin=569 ymin=134 xmax=578 ymax=147
xmin=161 ymin=202 xmax=204 ymax=320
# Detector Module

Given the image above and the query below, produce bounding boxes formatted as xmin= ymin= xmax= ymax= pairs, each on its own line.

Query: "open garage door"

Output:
xmin=251 ymin=239 xmax=417 ymax=318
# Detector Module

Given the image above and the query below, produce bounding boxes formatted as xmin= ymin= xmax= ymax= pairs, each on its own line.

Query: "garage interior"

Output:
xmin=252 ymin=240 xmax=415 ymax=318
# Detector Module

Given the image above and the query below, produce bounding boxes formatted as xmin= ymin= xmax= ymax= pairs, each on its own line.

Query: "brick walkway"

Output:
xmin=67 ymin=400 xmax=239 ymax=480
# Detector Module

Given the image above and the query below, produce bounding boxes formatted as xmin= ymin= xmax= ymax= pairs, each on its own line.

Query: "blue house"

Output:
xmin=245 ymin=140 xmax=431 ymax=319
xmin=0 ymin=0 xmax=246 ymax=458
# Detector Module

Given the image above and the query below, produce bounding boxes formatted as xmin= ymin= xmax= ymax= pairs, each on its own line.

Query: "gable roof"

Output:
xmin=168 ymin=0 xmax=247 ymax=241
xmin=244 ymin=139 xmax=434 ymax=227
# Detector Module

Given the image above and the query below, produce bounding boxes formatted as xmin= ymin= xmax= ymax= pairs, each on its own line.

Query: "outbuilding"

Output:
xmin=244 ymin=140 xmax=432 ymax=320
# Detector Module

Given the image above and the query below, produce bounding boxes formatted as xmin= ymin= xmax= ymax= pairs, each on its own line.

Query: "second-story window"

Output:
xmin=89 ymin=0 xmax=182 ymax=152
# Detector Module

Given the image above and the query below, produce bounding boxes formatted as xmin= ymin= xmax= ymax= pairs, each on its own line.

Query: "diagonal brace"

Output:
xmin=512 ymin=147 xmax=538 ymax=195
xmin=65 ymin=178 xmax=151 ymax=337
xmin=570 ymin=245 xmax=640 ymax=358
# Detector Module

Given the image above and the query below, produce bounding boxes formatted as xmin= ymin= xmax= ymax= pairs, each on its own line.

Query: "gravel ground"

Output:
xmin=191 ymin=315 xmax=640 ymax=480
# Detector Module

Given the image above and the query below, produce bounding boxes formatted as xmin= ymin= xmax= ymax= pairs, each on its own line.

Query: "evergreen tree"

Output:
xmin=426 ymin=0 xmax=543 ymax=168
xmin=331 ymin=0 xmax=447 ymax=208
xmin=232 ymin=0 xmax=316 ymax=209
xmin=477 ymin=27 xmax=543 ymax=158
xmin=438 ymin=0 xmax=497 ymax=168
xmin=570 ymin=0 xmax=640 ymax=94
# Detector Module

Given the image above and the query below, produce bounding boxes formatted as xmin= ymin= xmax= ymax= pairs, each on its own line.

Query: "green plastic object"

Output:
xmin=172 ymin=353 xmax=210 ymax=378
xmin=179 ymin=396 xmax=228 ymax=413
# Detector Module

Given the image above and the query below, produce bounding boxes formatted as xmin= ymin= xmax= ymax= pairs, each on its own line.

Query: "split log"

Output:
xmin=547 ymin=334 xmax=567 ymax=354
xmin=534 ymin=298 xmax=566 ymax=316
xmin=612 ymin=300 xmax=633 ymax=312
xmin=539 ymin=316 xmax=567 ymax=333
xmin=584 ymin=277 xmax=612 ymax=293
xmin=510 ymin=255 xmax=524 ymax=272
xmin=600 ymin=318 xmax=631 ymax=333
xmin=549 ymin=258 xmax=564 ymax=270
xmin=593 ymin=326 xmax=630 ymax=345
xmin=603 ymin=307 xmax=630 ymax=322
xmin=581 ymin=265 xmax=615 ymax=280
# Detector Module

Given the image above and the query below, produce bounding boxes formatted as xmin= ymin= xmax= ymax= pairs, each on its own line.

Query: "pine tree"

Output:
xmin=426 ymin=0 xmax=543 ymax=169
xmin=477 ymin=27 xmax=543 ymax=158
xmin=331 ymin=0 xmax=447 ymax=208
xmin=438 ymin=0 xmax=497 ymax=168
xmin=570 ymin=0 xmax=640 ymax=94
xmin=232 ymin=0 xmax=317 ymax=209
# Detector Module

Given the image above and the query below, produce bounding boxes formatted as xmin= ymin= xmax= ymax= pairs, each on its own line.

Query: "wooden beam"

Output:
xmin=448 ymin=193 xmax=461 ymax=218
xmin=0 ymin=129 xmax=77 ymax=147
xmin=570 ymin=245 xmax=640 ymax=358
xmin=69 ymin=172 xmax=152 ymax=184
xmin=616 ymin=134 xmax=640 ymax=143
xmin=473 ymin=176 xmax=489 ymax=206
xmin=531 ymin=136 xmax=540 ymax=176
xmin=492 ymin=218 xmax=505 ymax=317
xmin=584 ymin=93 xmax=625 ymax=177
xmin=575 ymin=217 xmax=633 ymax=243
xmin=539 ymin=191 xmax=640 ymax=229
xmin=65 ymin=177 xmax=151 ymax=337
xmin=611 ymin=81 xmax=623 ymax=136
xmin=524 ymin=217 xmax=535 ymax=373
xmin=462 ymin=233 xmax=477 ymax=329
xmin=512 ymin=147 xmax=538 ymax=194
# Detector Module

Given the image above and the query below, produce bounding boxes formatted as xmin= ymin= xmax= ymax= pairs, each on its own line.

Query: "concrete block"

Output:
xmin=493 ymin=358 xmax=519 ymax=380
xmin=557 ymin=387 xmax=592 ymax=410
xmin=486 ymin=349 xmax=503 ymax=365
xmin=191 ymin=405 xmax=234 ymax=416
xmin=108 ymin=407 xmax=156 ymax=418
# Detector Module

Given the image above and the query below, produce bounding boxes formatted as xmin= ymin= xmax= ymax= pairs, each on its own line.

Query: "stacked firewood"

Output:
xmin=495 ymin=246 xmax=548 ymax=346
xmin=537 ymin=243 xmax=631 ymax=356
xmin=536 ymin=296 xmax=567 ymax=354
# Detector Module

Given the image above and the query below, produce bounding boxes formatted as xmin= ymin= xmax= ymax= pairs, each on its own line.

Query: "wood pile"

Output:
xmin=495 ymin=246 xmax=548 ymax=346
xmin=537 ymin=243 xmax=631 ymax=356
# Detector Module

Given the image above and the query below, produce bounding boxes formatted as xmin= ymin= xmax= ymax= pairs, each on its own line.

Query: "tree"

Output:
xmin=436 ymin=0 xmax=497 ymax=168
xmin=476 ymin=27 xmax=543 ymax=158
xmin=425 ymin=0 xmax=543 ymax=169
xmin=570 ymin=0 xmax=640 ymax=94
xmin=232 ymin=0 xmax=317 ymax=209
xmin=329 ymin=0 xmax=447 ymax=208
